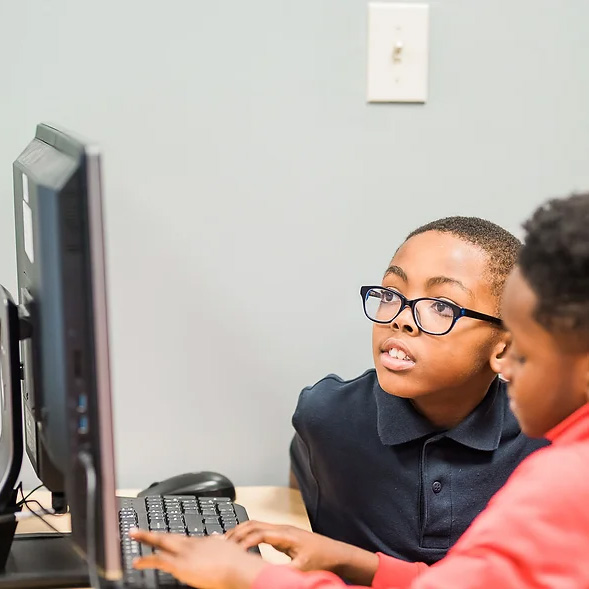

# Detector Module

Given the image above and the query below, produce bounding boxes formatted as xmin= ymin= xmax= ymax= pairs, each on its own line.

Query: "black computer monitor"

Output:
xmin=7 ymin=123 xmax=122 ymax=585
xmin=0 ymin=288 xmax=24 ymax=516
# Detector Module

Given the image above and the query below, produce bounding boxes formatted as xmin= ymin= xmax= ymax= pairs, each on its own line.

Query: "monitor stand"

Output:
xmin=0 ymin=533 xmax=89 ymax=588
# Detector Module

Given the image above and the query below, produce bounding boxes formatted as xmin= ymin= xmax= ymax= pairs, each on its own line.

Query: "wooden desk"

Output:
xmin=17 ymin=487 xmax=310 ymax=566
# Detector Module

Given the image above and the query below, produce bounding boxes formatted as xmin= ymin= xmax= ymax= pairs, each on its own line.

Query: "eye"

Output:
xmin=375 ymin=288 xmax=401 ymax=303
xmin=382 ymin=290 xmax=397 ymax=303
xmin=430 ymin=300 xmax=454 ymax=317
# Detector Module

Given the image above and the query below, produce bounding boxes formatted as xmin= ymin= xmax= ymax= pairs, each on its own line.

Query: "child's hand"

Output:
xmin=226 ymin=521 xmax=377 ymax=581
xmin=130 ymin=529 xmax=267 ymax=589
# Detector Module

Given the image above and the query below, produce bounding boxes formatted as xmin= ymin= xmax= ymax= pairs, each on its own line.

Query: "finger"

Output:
xmin=133 ymin=552 xmax=177 ymax=572
xmin=235 ymin=529 xmax=298 ymax=553
xmin=227 ymin=521 xmax=280 ymax=544
xmin=232 ymin=531 xmax=268 ymax=550
xmin=130 ymin=529 xmax=184 ymax=555
xmin=225 ymin=520 xmax=260 ymax=540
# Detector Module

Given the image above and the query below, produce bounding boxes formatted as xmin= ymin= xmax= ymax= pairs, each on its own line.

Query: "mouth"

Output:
xmin=379 ymin=339 xmax=416 ymax=372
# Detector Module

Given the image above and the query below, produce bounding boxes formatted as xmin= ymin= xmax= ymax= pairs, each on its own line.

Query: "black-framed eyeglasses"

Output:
xmin=360 ymin=286 xmax=503 ymax=336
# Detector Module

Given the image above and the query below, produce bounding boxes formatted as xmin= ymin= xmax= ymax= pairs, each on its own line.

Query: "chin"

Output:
xmin=514 ymin=414 xmax=544 ymax=438
xmin=375 ymin=367 xmax=425 ymax=399
xmin=519 ymin=424 xmax=542 ymax=438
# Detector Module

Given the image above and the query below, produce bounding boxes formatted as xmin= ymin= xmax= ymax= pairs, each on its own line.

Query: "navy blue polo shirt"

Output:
xmin=290 ymin=370 xmax=548 ymax=565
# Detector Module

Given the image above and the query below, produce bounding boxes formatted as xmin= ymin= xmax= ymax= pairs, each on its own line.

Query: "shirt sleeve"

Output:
xmin=290 ymin=430 xmax=319 ymax=525
xmin=289 ymin=375 xmax=348 ymax=530
xmin=253 ymin=566 xmax=349 ymax=589
xmin=372 ymin=553 xmax=428 ymax=588
xmin=252 ymin=554 xmax=427 ymax=589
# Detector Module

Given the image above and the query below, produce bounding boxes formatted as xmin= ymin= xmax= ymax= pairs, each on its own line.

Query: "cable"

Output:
xmin=0 ymin=484 xmax=66 ymax=534
xmin=15 ymin=481 xmax=23 ymax=503
xmin=0 ymin=508 xmax=56 ymax=524
xmin=20 ymin=498 xmax=64 ymax=536
xmin=17 ymin=483 xmax=44 ymax=506
xmin=78 ymin=451 xmax=101 ymax=589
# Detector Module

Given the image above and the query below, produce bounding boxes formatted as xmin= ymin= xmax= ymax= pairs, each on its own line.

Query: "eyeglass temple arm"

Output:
xmin=461 ymin=308 xmax=503 ymax=326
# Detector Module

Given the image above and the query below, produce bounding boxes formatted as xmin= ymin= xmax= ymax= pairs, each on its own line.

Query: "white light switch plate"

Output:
xmin=367 ymin=3 xmax=429 ymax=103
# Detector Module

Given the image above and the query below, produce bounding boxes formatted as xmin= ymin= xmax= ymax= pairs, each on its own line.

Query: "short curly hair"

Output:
xmin=519 ymin=193 xmax=589 ymax=333
xmin=406 ymin=217 xmax=521 ymax=303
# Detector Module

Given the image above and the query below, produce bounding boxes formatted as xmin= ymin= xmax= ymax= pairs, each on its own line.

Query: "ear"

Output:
xmin=489 ymin=331 xmax=511 ymax=376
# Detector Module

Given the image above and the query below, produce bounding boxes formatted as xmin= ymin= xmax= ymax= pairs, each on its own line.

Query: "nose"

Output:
xmin=391 ymin=303 xmax=417 ymax=334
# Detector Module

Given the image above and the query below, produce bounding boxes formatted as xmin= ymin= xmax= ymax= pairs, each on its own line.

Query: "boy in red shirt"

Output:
xmin=132 ymin=193 xmax=589 ymax=589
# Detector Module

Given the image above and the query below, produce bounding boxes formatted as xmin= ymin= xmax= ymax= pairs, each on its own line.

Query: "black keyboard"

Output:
xmin=118 ymin=495 xmax=258 ymax=588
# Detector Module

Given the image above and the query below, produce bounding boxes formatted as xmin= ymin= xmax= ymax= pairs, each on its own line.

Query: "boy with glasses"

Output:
xmin=286 ymin=217 xmax=546 ymax=564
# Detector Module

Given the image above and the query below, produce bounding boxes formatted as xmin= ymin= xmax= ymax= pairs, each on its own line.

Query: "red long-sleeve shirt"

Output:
xmin=254 ymin=402 xmax=589 ymax=589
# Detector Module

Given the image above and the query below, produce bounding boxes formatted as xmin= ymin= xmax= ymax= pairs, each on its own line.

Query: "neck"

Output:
xmin=410 ymin=373 xmax=497 ymax=430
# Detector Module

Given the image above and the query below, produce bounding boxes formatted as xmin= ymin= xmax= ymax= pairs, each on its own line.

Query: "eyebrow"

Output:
xmin=384 ymin=266 xmax=474 ymax=298
xmin=425 ymin=276 xmax=474 ymax=297
xmin=384 ymin=265 xmax=408 ymax=281
xmin=384 ymin=264 xmax=474 ymax=297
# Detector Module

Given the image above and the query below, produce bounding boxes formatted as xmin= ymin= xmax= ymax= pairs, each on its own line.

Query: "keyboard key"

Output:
xmin=184 ymin=515 xmax=205 ymax=532
xmin=157 ymin=570 xmax=178 ymax=587
xmin=205 ymin=524 xmax=224 ymax=535
xmin=124 ymin=571 xmax=143 ymax=587
xmin=149 ymin=521 xmax=167 ymax=531
xmin=168 ymin=521 xmax=185 ymax=529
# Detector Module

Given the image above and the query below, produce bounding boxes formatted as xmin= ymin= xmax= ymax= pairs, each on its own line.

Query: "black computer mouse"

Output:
xmin=137 ymin=471 xmax=236 ymax=501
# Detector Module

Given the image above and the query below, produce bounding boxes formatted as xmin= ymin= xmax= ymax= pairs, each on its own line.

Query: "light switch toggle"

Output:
xmin=392 ymin=41 xmax=404 ymax=64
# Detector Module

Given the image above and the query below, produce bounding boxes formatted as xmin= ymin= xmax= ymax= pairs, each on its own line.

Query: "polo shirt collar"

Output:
xmin=374 ymin=377 xmax=505 ymax=451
